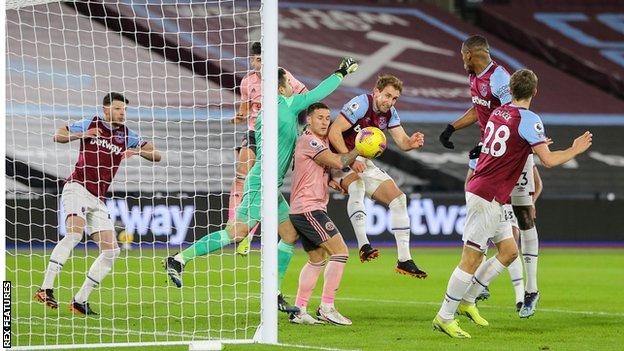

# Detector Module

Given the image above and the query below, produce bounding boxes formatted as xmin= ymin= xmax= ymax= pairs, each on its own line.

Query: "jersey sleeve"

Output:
xmin=518 ymin=110 xmax=548 ymax=146
xmin=239 ymin=76 xmax=250 ymax=102
xmin=339 ymin=94 xmax=369 ymax=125
xmin=127 ymin=129 xmax=144 ymax=149
xmin=67 ymin=117 xmax=94 ymax=133
xmin=388 ymin=107 xmax=401 ymax=128
xmin=289 ymin=73 xmax=342 ymax=115
xmin=490 ymin=67 xmax=512 ymax=105
xmin=285 ymin=70 xmax=307 ymax=95
xmin=299 ymin=134 xmax=328 ymax=159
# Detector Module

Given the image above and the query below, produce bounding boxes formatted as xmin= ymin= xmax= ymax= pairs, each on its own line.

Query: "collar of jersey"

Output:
xmin=476 ymin=61 xmax=494 ymax=78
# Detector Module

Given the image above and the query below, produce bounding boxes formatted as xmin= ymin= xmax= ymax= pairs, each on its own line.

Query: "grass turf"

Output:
xmin=6 ymin=247 xmax=623 ymax=350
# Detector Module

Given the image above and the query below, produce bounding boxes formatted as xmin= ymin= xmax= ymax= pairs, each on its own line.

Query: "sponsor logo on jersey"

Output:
xmin=478 ymin=82 xmax=489 ymax=97
xmin=472 ymin=95 xmax=491 ymax=108
xmin=90 ymin=137 xmax=123 ymax=155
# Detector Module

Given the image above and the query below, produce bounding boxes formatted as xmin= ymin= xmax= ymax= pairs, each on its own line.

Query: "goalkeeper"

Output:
xmin=164 ymin=58 xmax=359 ymax=313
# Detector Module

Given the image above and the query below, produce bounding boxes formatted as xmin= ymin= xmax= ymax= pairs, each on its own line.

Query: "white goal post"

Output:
xmin=3 ymin=0 xmax=278 ymax=349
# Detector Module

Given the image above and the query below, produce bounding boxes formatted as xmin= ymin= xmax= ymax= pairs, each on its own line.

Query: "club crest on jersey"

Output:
xmin=478 ymin=82 xmax=489 ymax=97
xmin=378 ymin=116 xmax=387 ymax=130
xmin=113 ymin=131 xmax=125 ymax=144
xmin=325 ymin=221 xmax=336 ymax=231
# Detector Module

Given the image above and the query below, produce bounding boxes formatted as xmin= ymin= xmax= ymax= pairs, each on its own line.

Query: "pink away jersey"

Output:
xmin=469 ymin=61 xmax=512 ymax=137
xmin=240 ymin=69 xmax=307 ymax=131
xmin=466 ymin=104 xmax=548 ymax=204
xmin=289 ymin=131 xmax=331 ymax=214
xmin=66 ymin=116 xmax=144 ymax=199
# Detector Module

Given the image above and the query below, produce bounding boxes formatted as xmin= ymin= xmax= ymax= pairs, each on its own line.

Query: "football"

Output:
xmin=355 ymin=127 xmax=387 ymax=158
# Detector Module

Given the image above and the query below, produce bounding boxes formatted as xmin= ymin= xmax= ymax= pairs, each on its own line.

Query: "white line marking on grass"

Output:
xmin=276 ymin=342 xmax=361 ymax=351
xmin=19 ymin=319 xmax=199 ymax=338
xmin=337 ymin=296 xmax=624 ymax=317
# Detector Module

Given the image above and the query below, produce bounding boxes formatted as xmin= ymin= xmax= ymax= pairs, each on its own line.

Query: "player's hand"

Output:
xmin=544 ymin=138 xmax=554 ymax=146
xmin=408 ymin=132 xmax=425 ymax=150
xmin=529 ymin=205 xmax=537 ymax=220
xmin=572 ymin=131 xmax=593 ymax=154
xmin=335 ymin=57 xmax=359 ymax=78
xmin=468 ymin=143 xmax=482 ymax=160
xmin=122 ymin=148 xmax=140 ymax=160
xmin=439 ymin=124 xmax=455 ymax=149
xmin=351 ymin=160 xmax=366 ymax=173
xmin=81 ymin=128 xmax=100 ymax=139
xmin=230 ymin=113 xmax=246 ymax=124
xmin=328 ymin=180 xmax=347 ymax=194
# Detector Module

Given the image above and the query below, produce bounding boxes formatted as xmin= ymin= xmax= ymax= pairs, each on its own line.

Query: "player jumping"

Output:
xmin=433 ymin=69 xmax=592 ymax=338
xmin=327 ymin=74 xmax=427 ymax=278
xmin=34 ymin=92 xmax=161 ymax=315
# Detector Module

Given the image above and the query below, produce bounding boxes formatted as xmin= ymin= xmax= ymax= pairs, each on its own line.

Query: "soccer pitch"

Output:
xmin=6 ymin=247 xmax=623 ymax=351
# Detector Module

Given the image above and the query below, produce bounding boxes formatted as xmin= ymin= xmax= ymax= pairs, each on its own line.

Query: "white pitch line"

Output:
xmin=337 ymin=296 xmax=624 ymax=318
xmin=275 ymin=343 xmax=361 ymax=351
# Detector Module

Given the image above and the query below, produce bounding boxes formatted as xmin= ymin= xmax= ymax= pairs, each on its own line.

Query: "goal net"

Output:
xmin=4 ymin=0 xmax=277 ymax=348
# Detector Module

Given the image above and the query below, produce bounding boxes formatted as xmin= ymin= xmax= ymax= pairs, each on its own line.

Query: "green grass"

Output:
xmin=6 ymin=247 xmax=624 ymax=350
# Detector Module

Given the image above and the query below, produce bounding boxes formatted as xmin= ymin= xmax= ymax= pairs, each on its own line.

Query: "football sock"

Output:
xmin=74 ymin=248 xmax=120 ymax=303
xmin=389 ymin=194 xmax=411 ymax=261
xmin=277 ymin=240 xmax=295 ymax=291
xmin=521 ymin=226 xmax=539 ymax=293
xmin=41 ymin=232 xmax=82 ymax=289
xmin=321 ymin=255 xmax=348 ymax=305
xmin=507 ymin=256 xmax=525 ymax=303
xmin=295 ymin=260 xmax=325 ymax=308
xmin=437 ymin=267 xmax=472 ymax=321
xmin=347 ymin=180 xmax=368 ymax=248
xmin=463 ymin=256 xmax=506 ymax=304
xmin=179 ymin=230 xmax=232 ymax=264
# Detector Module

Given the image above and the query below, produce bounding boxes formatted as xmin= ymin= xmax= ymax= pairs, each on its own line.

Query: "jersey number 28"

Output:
xmin=481 ymin=121 xmax=510 ymax=157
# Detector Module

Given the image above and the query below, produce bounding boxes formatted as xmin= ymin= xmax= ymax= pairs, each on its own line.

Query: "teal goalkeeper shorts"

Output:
xmin=236 ymin=190 xmax=290 ymax=227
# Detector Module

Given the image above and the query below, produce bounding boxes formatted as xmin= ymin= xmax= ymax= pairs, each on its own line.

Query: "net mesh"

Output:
xmin=5 ymin=0 xmax=263 ymax=347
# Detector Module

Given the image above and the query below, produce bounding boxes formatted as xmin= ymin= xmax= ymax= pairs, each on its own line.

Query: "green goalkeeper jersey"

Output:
xmin=247 ymin=73 xmax=343 ymax=189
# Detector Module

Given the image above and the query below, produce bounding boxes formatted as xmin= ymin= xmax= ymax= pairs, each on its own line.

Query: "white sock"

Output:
xmin=41 ymin=233 xmax=82 ymax=289
xmin=437 ymin=267 xmax=473 ymax=321
xmin=74 ymin=248 xmax=120 ymax=303
xmin=463 ymin=256 xmax=506 ymax=304
xmin=521 ymin=227 xmax=539 ymax=293
xmin=347 ymin=180 xmax=368 ymax=248
xmin=389 ymin=194 xmax=411 ymax=262
xmin=507 ymin=256 xmax=524 ymax=303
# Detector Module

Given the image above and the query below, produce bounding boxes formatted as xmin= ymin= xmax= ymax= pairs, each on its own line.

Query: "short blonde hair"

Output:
xmin=376 ymin=74 xmax=403 ymax=94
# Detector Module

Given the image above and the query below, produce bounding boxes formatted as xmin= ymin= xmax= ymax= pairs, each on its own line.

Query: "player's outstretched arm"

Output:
xmin=290 ymin=57 xmax=358 ymax=115
xmin=389 ymin=125 xmax=425 ymax=151
xmin=533 ymin=131 xmax=592 ymax=168
xmin=125 ymin=142 xmax=162 ymax=162
xmin=328 ymin=115 xmax=352 ymax=154
xmin=53 ymin=126 xmax=98 ymax=143
xmin=439 ymin=107 xmax=477 ymax=149
xmin=314 ymin=148 xmax=360 ymax=170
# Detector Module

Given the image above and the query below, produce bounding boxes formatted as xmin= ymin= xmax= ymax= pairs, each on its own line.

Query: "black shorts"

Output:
xmin=290 ymin=210 xmax=340 ymax=252
xmin=237 ymin=130 xmax=257 ymax=154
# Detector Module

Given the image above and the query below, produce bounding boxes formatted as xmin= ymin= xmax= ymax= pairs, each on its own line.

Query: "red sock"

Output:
xmin=295 ymin=260 xmax=325 ymax=309
xmin=322 ymin=255 xmax=348 ymax=305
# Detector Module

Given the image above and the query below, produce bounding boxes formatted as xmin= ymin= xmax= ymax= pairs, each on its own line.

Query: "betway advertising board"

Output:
xmin=5 ymin=193 xmax=623 ymax=245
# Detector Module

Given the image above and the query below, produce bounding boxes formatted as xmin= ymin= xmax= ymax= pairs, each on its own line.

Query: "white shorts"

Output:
xmin=502 ymin=204 xmax=518 ymax=228
xmin=331 ymin=156 xmax=392 ymax=197
xmin=511 ymin=156 xmax=535 ymax=206
xmin=463 ymin=192 xmax=513 ymax=252
xmin=62 ymin=182 xmax=114 ymax=235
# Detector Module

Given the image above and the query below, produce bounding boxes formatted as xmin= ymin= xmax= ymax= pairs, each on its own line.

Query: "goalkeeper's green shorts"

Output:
xmin=236 ymin=190 xmax=290 ymax=227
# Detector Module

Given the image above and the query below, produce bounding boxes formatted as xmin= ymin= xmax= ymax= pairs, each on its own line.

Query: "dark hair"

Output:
xmin=278 ymin=67 xmax=287 ymax=88
xmin=251 ymin=42 xmax=261 ymax=56
xmin=376 ymin=74 xmax=403 ymax=94
xmin=103 ymin=92 xmax=129 ymax=106
xmin=306 ymin=102 xmax=330 ymax=116
xmin=510 ymin=69 xmax=538 ymax=100
xmin=462 ymin=35 xmax=489 ymax=53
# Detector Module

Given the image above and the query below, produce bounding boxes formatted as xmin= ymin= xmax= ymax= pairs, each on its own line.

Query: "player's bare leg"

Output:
xmin=514 ymin=204 xmax=540 ymax=318
xmin=71 ymin=229 xmax=120 ymax=316
xmin=233 ymin=146 xmax=256 ymax=256
xmin=341 ymin=172 xmax=378 ymax=262
xmin=35 ymin=214 xmax=86 ymax=310
xmin=372 ymin=180 xmax=427 ymax=278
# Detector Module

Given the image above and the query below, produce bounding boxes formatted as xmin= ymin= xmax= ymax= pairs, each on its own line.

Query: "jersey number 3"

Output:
xmin=481 ymin=121 xmax=510 ymax=157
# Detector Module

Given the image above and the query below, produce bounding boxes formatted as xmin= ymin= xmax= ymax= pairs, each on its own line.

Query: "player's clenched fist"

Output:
xmin=336 ymin=57 xmax=359 ymax=78
xmin=572 ymin=131 xmax=593 ymax=154
xmin=408 ymin=132 xmax=425 ymax=149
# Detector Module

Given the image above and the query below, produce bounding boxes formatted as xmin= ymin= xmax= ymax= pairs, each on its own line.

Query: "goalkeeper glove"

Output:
xmin=468 ymin=143 xmax=482 ymax=160
xmin=335 ymin=57 xmax=358 ymax=78
xmin=439 ymin=124 xmax=456 ymax=149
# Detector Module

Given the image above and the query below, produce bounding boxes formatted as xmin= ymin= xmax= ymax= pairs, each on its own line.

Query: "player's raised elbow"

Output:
xmin=538 ymin=157 xmax=554 ymax=169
